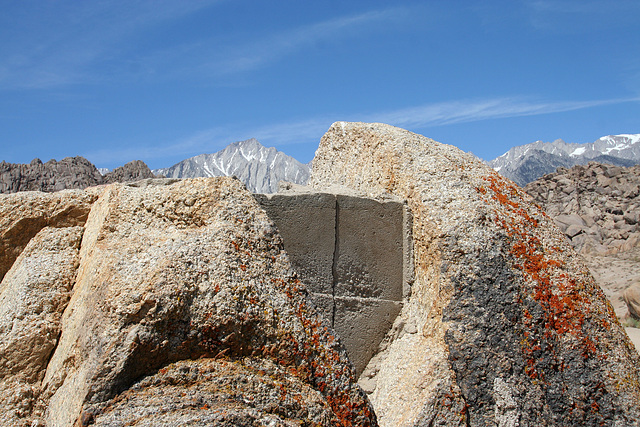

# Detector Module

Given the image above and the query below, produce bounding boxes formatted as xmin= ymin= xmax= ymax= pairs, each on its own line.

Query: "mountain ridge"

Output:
xmin=0 ymin=157 xmax=155 ymax=193
xmin=488 ymin=134 xmax=640 ymax=186
xmin=153 ymin=138 xmax=310 ymax=193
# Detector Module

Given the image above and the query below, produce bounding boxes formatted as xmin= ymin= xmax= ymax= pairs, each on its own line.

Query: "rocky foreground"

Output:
xmin=0 ymin=178 xmax=374 ymax=426
xmin=311 ymin=122 xmax=640 ymax=426
xmin=1 ymin=123 xmax=639 ymax=426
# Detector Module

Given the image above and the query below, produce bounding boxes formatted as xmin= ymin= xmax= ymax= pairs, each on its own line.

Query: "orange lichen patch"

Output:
xmin=477 ymin=172 xmax=600 ymax=381
xmin=268 ymin=276 xmax=374 ymax=426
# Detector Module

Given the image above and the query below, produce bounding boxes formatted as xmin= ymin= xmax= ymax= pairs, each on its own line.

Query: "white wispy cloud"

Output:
xmin=0 ymin=1 xmax=222 ymax=89
xmin=368 ymin=97 xmax=640 ymax=129
xmin=86 ymin=96 xmax=640 ymax=168
xmin=0 ymin=4 xmax=410 ymax=89
xmin=208 ymin=8 xmax=408 ymax=75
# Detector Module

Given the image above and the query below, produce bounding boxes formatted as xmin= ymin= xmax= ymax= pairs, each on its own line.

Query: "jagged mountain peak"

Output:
xmin=153 ymin=139 xmax=310 ymax=193
xmin=489 ymin=133 xmax=640 ymax=186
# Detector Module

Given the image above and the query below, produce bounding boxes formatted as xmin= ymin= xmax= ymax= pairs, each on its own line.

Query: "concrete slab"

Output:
xmin=334 ymin=296 xmax=403 ymax=376
xmin=334 ymin=194 xmax=404 ymax=301
xmin=255 ymin=192 xmax=335 ymax=295
xmin=256 ymin=187 xmax=410 ymax=378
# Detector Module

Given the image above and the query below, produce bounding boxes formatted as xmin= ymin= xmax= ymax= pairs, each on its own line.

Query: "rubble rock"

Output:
xmin=310 ymin=122 xmax=640 ymax=427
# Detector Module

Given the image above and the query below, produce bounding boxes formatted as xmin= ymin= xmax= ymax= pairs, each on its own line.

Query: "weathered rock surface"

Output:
xmin=0 ymin=190 xmax=98 ymax=282
xmin=0 ymin=226 xmax=84 ymax=427
xmin=0 ymin=178 xmax=375 ymax=426
xmin=624 ymin=283 xmax=640 ymax=320
xmin=0 ymin=157 xmax=156 ymax=194
xmin=310 ymin=122 xmax=640 ymax=426
xmin=525 ymin=163 xmax=640 ymax=322
xmin=525 ymin=162 xmax=640 ymax=255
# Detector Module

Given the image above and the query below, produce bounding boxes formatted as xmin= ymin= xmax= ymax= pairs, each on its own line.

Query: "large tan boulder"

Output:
xmin=0 ymin=189 xmax=98 ymax=282
xmin=0 ymin=178 xmax=375 ymax=426
xmin=310 ymin=122 xmax=640 ymax=426
xmin=0 ymin=226 xmax=84 ymax=427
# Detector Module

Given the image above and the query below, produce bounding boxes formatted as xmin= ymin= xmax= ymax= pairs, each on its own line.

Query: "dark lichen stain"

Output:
xmin=441 ymin=171 xmax=618 ymax=425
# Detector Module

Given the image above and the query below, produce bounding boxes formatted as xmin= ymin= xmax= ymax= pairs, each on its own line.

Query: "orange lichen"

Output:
xmin=476 ymin=172 xmax=600 ymax=383
xmin=267 ymin=276 xmax=373 ymax=426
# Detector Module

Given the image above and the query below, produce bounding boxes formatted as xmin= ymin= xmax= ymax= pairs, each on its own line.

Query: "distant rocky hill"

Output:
xmin=103 ymin=159 xmax=156 ymax=184
xmin=153 ymin=138 xmax=310 ymax=193
xmin=525 ymin=162 xmax=640 ymax=320
xmin=0 ymin=157 xmax=155 ymax=193
xmin=525 ymin=162 xmax=640 ymax=255
xmin=489 ymin=134 xmax=640 ymax=186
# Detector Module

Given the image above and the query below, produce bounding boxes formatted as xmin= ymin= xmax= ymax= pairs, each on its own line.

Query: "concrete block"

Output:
xmin=334 ymin=195 xmax=404 ymax=301
xmin=333 ymin=296 xmax=403 ymax=376
xmin=255 ymin=193 xmax=335 ymax=295
xmin=256 ymin=188 xmax=409 ymax=377
xmin=308 ymin=292 xmax=335 ymax=326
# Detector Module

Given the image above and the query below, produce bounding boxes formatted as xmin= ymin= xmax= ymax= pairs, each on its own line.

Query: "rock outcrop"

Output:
xmin=0 ymin=157 xmax=104 ymax=194
xmin=102 ymin=160 xmax=155 ymax=184
xmin=0 ymin=157 xmax=156 ymax=194
xmin=0 ymin=189 xmax=98 ymax=282
xmin=524 ymin=162 xmax=640 ymax=255
xmin=310 ymin=122 xmax=640 ymax=426
xmin=624 ymin=283 xmax=640 ymax=321
xmin=0 ymin=226 xmax=84 ymax=426
xmin=0 ymin=178 xmax=375 ymax=426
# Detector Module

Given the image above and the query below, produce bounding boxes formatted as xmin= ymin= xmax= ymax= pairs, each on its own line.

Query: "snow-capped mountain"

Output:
xmin=488 ymin=134 xmax=640 ymax=186
xmin=153 ymin=138 xmax=310 ymax=194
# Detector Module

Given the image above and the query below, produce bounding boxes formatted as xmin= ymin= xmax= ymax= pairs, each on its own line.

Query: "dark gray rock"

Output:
xmin=0 ymin=157 xmax=157 ymax=194
xmin=0 ymin=157 xmax=103 ymax=193
xmin=103 ymin=160 xmax=156 ymax=184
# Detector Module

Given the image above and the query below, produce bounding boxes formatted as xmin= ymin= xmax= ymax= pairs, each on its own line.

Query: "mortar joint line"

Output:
xmin=331 ymin=196 xmax=339 ymax=328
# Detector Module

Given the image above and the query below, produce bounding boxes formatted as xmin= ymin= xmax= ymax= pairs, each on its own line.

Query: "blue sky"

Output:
xmin=1 ymin=0 xmax=639 ymax=170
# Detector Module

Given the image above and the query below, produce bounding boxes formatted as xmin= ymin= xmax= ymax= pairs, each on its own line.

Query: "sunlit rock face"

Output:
xmin=0 ymin=177 xmax=376 ymax=427
xmin=310 ymin=122 xmax=640 ymax=427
